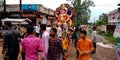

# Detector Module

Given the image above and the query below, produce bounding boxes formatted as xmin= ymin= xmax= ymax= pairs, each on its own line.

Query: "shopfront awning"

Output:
xmin=1 ymin=18 xmax=32 ymax=24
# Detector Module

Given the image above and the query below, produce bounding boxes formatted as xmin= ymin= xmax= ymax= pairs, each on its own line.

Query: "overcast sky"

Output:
xmin=6 ymin=0 xmax=120 ymax=22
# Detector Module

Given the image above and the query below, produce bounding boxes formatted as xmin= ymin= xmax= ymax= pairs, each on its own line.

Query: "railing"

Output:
xmin=108 ymin=19 xmax=120 ymax=22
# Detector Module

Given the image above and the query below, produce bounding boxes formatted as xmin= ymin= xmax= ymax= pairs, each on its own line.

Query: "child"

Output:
xmin=77 ymin=30 xmax=94 ymax=60
xmin=62 ymin=35 xmax=68 ymax=60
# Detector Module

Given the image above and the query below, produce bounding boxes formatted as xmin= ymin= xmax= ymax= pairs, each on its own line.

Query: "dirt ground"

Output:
xmin=91 ymin=45 xmax=116 ymax=60
xmin=67 ymin=42 xmax=116 ymax=60
xmin=0 ymin=35 xmax=116 ymax=60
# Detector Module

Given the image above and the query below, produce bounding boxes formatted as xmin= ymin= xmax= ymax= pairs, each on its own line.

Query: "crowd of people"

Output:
xmin=2 ymin=21 xmax=97 ymax=60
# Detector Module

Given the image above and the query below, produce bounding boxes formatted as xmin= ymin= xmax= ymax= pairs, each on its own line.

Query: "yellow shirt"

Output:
xmin=77 ymin=38 xmax=94 ymax=60
xmin=62 ymin=39 xmax=68 ymax=50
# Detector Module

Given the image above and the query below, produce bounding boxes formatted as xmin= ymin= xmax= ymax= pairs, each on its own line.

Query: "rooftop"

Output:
xmin=109 ymin=9 xmax=119 ymax=14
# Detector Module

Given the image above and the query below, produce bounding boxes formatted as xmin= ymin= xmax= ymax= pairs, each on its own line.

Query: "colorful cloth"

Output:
xmin=21 ymin=35 xmax=43 ymax=60
xmin=116 ymin=43 xmax=120 ymax=60
xmin=48 ymin=38 xmax=64 ymax=60
xmin=58 ymin=14 xmax=69 ymax=24
xmin=77 ymin=38 xmax=94 ymax=60
xmin=62 ymin=39 xmax=68 ymax=50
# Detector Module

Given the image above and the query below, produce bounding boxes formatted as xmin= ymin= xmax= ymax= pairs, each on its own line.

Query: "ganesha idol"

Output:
xmin=55 ymin=4 xmax=73 ymax=26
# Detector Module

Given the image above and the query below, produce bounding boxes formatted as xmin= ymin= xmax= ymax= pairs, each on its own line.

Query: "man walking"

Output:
xmin=2 ymin=21 xmax=20 ymax=60
xmin=91 ymin=26 xmax=97 ymax=54
xmin=40 ymin=24 xmax=49 ymax=60
xmin=77 ymin=30 xmax=94 ymax=60
xmin=47 ymin=28 xmax=65 ymax=60
xmin=21 ymin=26 xmax=44 ymax=60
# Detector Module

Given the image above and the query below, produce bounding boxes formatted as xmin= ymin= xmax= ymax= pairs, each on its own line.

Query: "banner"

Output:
xmin=116 ymin=43 xmax=120 ymax=60
xmin=22 ymin=4 xmax=38 ymax=11
xmin=114 ymin=22 xmax=120 ymax=40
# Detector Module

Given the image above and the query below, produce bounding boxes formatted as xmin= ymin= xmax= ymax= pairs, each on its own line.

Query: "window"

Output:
xmin=112 ymin=17 xmax=115 ymax=19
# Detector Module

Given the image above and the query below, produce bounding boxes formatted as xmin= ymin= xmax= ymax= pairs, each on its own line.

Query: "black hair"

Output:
xmin=78 ymin=27 xmax=82 ymax=32
xmin=21 ymin=25 xmax=28 ymax=28
xmin=4 ymin=21 xmax=12 ymax=27
xmin=40 ymin=24 xmax=46 ymax=30
xmin=13 ymin=26 xmax=17 ymax=30
xmin=27 ymin=26 xmax=34 ymax=35
xmin=51 ymin=28 xmax=57 ymax=34
xmin=80 ymin=30 xmax=87 ymax=35
xmin=75 ymin=27 xmax=78 ymax=32
xmin=93 ymin=26 xmax=96 ymax=30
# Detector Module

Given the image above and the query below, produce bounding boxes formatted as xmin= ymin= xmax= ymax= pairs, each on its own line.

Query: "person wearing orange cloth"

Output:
xmin=61 ymin=34 xmax=68 ymax=60
xmin=62 ymin=35 xmax=68 ymax=52
xmin=77 ymin=30 xmax=94 ymax=60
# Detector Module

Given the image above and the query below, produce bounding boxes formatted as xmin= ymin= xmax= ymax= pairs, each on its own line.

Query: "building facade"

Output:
xmin=108 ymin=9 xmax=120 ymax=25
xmin=0 ymin=4 xmax=55 ymax=26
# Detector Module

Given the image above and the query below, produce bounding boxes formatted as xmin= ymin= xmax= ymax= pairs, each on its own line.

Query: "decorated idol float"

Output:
xmin=54 ymin=4 xmax=76 ymax=32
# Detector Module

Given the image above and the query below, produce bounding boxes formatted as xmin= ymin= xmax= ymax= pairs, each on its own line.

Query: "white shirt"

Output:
xmin=92 ymin=30 xmax=97 ymax=42
xmin=46 ymin=27 xmax=51 ymax=34
xmin=35 ymin=26 xmax=40 ymax=33
xmin=57 ymin=27 xmax=62 ymax=37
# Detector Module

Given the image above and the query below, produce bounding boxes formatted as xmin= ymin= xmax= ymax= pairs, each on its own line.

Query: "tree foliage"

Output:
xmin=99 ymin=13 xmax=108 ymax=24
xmin=95 ymin=20 xmax=106 ymax=26
xmin=95 ymin=13 xmax=108 ymax=26
xmin=70 ymin=0 xmax=94 ymax=26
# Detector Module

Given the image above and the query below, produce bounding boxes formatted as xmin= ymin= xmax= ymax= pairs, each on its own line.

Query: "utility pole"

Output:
xmin=20 ymin=0 xmax=22 ymax=18
xmin=94 ymin=18 xmax=95 ymax=26
xmin=4 ymin=0 xmax=6 ymax=18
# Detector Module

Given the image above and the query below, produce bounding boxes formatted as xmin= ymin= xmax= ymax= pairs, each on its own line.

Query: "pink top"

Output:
xmin=41 ymin=31 xmax=49 ymax=57
xmin=22 ymin=35 xmax=44 ymax=60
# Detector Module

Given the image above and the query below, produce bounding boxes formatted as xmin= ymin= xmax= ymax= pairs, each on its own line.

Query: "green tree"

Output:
xmin=95 ymin=20 xmax=106 ymax=26
xmin=95 ymin=13 xmax=108 ymax=26
xmin=68 ymin=0 xmax=94 ymax=26
xmin=99 ymin=13 xmax=108 ymax=24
